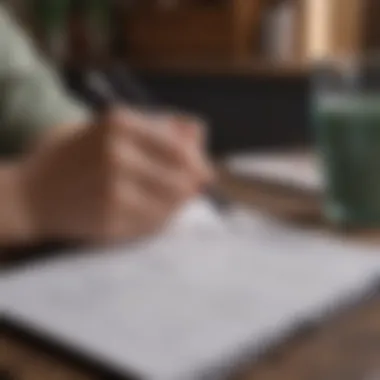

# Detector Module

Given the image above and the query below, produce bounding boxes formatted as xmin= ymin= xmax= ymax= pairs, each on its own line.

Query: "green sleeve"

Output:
xmin=0 ymin=5 xmax=90 ymax=154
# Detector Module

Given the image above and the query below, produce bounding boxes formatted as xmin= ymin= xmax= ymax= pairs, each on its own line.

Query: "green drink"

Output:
xmin=315 ymin=94 xmax=380 ymax=226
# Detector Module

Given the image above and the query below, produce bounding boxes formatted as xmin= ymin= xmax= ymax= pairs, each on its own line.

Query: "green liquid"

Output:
xmin=315 ymin=95 xmax=380 ymax=225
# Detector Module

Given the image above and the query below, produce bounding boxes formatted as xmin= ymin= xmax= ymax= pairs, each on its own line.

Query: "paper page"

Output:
xmin=165 ymin=196 xmax=226 ymax=234
xmin=226 ymin=152 xmax=323 ymax=193
xmin=2 ymin=200 xmax=380 ymax=380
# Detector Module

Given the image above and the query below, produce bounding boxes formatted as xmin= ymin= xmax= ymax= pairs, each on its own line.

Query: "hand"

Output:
xmin=19 ymin=108 xmax=214 ymax=243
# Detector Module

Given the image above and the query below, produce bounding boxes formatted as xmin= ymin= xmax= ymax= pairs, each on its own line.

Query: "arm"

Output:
xmin=0 ymin=5 xmax=89 ymax=250
xmin=0 ymin=5 xmax=90 ymax=154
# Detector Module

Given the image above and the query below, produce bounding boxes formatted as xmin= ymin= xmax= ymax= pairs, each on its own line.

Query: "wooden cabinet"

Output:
xmin=9 ymin=0 xmax=380 ymax=74
xmin=124 ymin=0 xmax=261 ymax=62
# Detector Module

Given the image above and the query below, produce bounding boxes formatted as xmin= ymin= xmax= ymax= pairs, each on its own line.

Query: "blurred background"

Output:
xmin=5 ymin=0 xmax=377 ymax=155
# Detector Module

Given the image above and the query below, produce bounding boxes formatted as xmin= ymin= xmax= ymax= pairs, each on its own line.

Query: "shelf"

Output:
xmin=129 ymin=58 xmax=310 ymax=77
xmin=124 ymin=0 xmax=262 ymax=62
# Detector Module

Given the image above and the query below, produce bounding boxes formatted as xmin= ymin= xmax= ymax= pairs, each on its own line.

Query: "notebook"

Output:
xmin=225 ymin=152 xmax=323 ymax=194
xmin=1 ymin=198 xmax=380 ymax=380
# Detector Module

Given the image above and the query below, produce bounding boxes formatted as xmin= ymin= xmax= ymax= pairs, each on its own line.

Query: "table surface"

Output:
xmin=217 ymin=167 xmax=380 ymax=380
xmin=2 ymin=157 xmax=380 ymax=380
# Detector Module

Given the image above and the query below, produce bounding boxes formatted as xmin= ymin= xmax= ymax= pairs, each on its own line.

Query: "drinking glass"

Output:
xmin=313 ymin=57 xmax=380 ymax=226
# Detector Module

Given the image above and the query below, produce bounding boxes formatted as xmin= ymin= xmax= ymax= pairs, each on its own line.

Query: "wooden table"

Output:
xmin=2 ymin=164 xmax=380 ymax=380
xmin=217 ymin=168 xmax=380 ymax=380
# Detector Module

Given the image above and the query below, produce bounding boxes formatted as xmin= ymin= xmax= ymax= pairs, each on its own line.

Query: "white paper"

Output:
xmin=2 ymin=199 xmax=380 ymax=380
xmin=226 ymin=152 xmax=323 ymax=193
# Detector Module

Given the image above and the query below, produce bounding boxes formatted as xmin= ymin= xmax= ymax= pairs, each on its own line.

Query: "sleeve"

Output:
xmin=0 ymin=5 xmax=90 ymax=153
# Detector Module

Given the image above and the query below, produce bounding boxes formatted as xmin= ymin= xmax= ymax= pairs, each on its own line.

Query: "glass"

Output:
xmin=313 ymin=57 xmax=380 ymax=226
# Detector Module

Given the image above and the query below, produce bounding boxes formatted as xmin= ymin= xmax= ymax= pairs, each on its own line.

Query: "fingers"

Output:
xmin=172 ymin=113 xmax=207 ymax=146
xmin=104 ymin=108 xmax=214 ymax=185
xmin=99 ymin=180 xmax=175 ymax=242
xmin=88 ymin=107 xmax=215 ymax=242
xmin=112 ymin=142 xmax=199 ymax=201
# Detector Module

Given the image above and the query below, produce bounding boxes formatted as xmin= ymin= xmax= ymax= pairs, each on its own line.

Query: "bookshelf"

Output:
xmin=125 ymin=0 xmax=380 ymax=75
xmin=6 ymin=0 xmax=379 ymax=76
xmin=124 ymin=0 xmax=262 ymax=62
